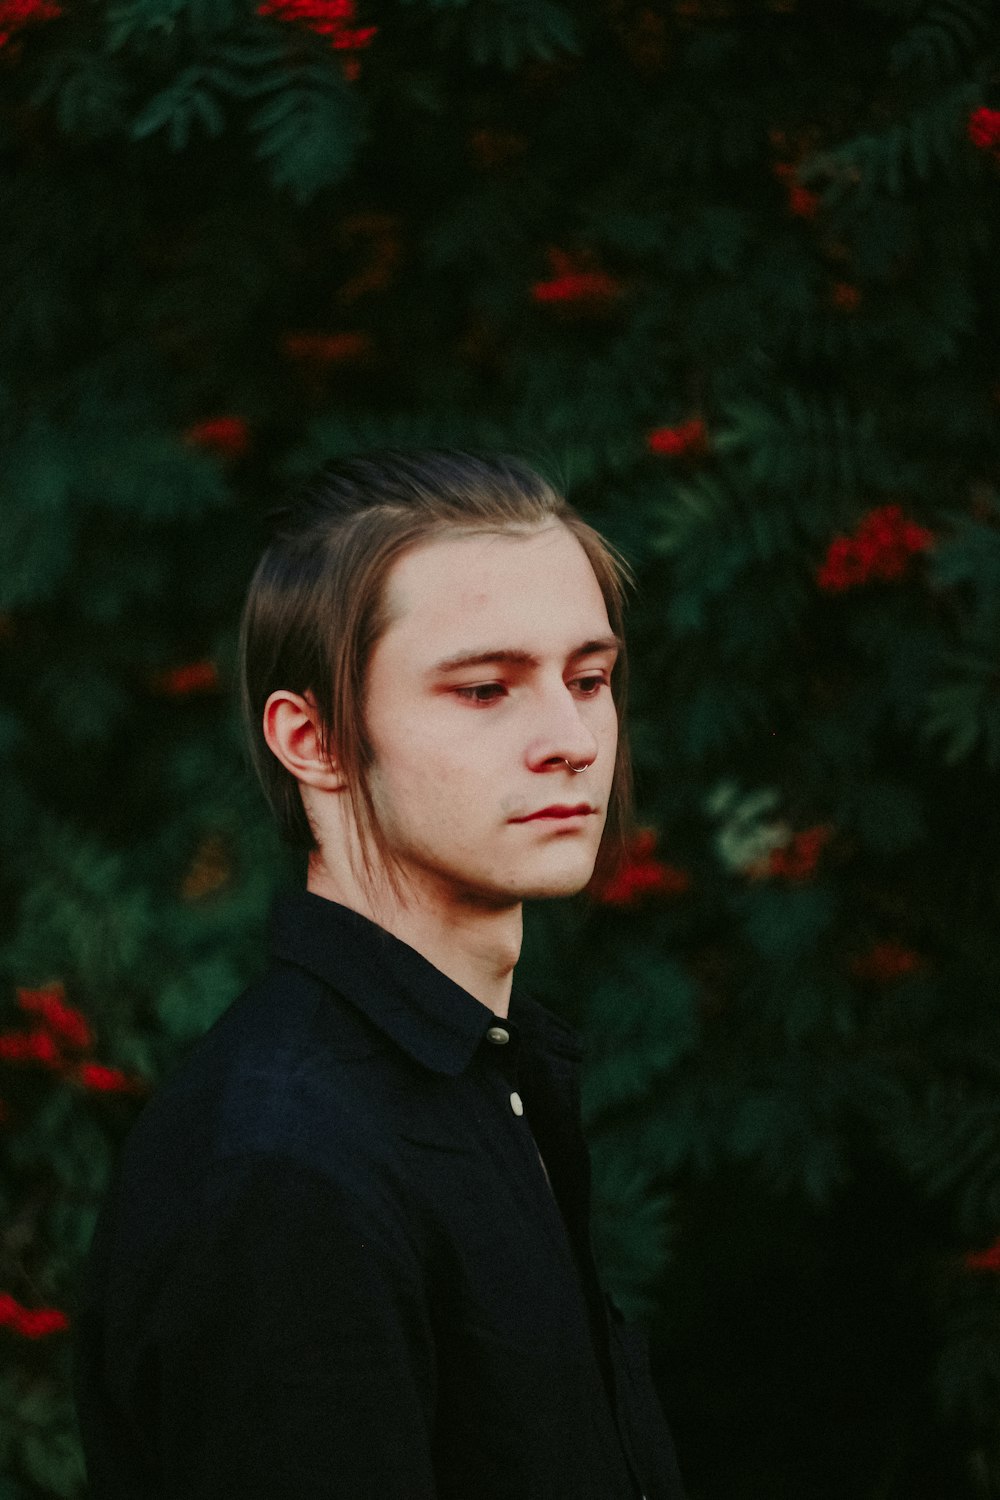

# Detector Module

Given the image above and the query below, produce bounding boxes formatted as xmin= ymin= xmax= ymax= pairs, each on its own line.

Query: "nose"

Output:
xmin=525 ymin=678 xmax=601 ymax=773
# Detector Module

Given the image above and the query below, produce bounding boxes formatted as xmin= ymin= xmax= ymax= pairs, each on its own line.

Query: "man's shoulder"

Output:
xmin=117 ymin=961 xmax=401 ymax=1203
xmin=196 ymin=955 xmax=389 ymax=1075
xmin=82 ymin=965 xmax=423 ymax=1313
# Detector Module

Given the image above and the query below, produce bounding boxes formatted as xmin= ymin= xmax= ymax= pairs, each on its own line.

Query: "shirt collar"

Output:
xmin=268 ymin=888 xmax=582 ymax=1077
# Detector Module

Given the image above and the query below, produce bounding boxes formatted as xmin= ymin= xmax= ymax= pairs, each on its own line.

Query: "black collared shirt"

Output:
xmin=74 ymin=890 xmax=686 ymax=1499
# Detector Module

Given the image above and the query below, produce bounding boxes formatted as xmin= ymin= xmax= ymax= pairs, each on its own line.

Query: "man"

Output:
xmin=74 ymin=451 xmax=686 ymax=1498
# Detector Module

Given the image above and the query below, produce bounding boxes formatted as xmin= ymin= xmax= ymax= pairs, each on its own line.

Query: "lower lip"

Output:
xmin=516 ymin=812 xmax=592 ymax=824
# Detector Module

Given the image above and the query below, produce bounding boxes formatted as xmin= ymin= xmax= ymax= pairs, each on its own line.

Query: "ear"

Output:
xmin=262 ymin=689 xmax=346 ymax=791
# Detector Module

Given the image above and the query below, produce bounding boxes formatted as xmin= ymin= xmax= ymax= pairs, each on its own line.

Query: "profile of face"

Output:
xmin=355 ymin=521 xmax=620 ymax=911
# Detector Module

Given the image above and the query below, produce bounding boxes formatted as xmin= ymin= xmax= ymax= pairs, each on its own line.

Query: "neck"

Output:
xmin=306 ymin=854 xmax=522 ymax=1018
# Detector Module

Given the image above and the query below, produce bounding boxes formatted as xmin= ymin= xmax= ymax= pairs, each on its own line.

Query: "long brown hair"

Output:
xmin=238 ymin=450 xmax=635 ymax=898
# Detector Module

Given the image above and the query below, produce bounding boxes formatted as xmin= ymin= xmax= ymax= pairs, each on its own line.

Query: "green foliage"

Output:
xmin=801 ymin=79 xmax=982 ymax=204
xmin=884 ymin=1083 xmax=1000 ymax=1242
xmin=890 ymin=0 xmax=995 ymax=81
xmin=3 ymin=0 xmax=1000 ymax=1494
xmin=106 ymin=0 xmax=242 ymax=47
xmin=737 ymin=884 xmax=838 ymax=966
xmin=31 ymin=51 xmax=131 ymax=138
xmin=423 ymin=0 xmax=580 ymax=68
xmin=0 ymin=1370 xmax=84 ymax=1498
xmin=131 ymin=62 xmax=236 ymax=146
xmin=588 ymin=1147 xmax=673 ymax=1322
xmin=923 ymin=654 xmax=1000 ymax=766
xmin=712 ymin=390 xmax=899 ymax=512
xmin=581 ymin=946 xmax=700 ymax=1128
xmin=728 ymin=1063 xmax=854 ymax=1207
xmin=250 ymin=62 xmax=364 ymax=201
xmin=922 ymin=494 xmax=1000 ymax=765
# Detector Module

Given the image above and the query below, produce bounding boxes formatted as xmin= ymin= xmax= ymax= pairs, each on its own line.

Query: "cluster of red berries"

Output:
xmin=531 ymin=249 xmax=622 ymax=306
xmin=0 ymin=1292 xmax=68 ymax=1340
xmin=646 ymin=418 xmax=709 ymax=458
xmin=772 ymin=160 xmax=821 ymax=220
xmin=184 ymin=416 xmax=250 ymax=461
xmin=256 ymin=0 xmax=375 ymax=50
xmin=831 ymin=281 xmax=861 ymax=312
xmin=817 ymin=504 xmax=934 ymax=593
xmin=850 ymin=942 xmax=923 ymax=983
xmin=150 ymin=660 xmax=221 ymax=697
xmin=591 ymin=829 xmax=691 ymax=907
xmin=761 ymin=825 xmax=833 ymax=883
xmin=0 ymin=984 xmax=143 ymax=1097
xmin=965 ymin=1239 xmax=1000 ymax=1272
xmin=968 ymin=107 xmax=1000 ymax=157
xmin=0 ymin=0 xmax=61 ymax=49
xmin=0 ymin=989 xmax=146 ymax=1337
xmin=281 ymin=331 xmax=373 ymax=365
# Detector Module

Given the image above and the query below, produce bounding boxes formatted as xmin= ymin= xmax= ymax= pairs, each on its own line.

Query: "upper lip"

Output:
xmin=511 ymin=804 xmax=596 ymax=822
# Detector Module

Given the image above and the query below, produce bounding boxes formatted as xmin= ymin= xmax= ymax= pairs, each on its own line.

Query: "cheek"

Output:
xmin=374 ymin=701 xmax=505 ymax=782
xmin=369 ymin=729 xmax=481 ymax=827
xmin=595 ymin=699 xmax=619 ymax=756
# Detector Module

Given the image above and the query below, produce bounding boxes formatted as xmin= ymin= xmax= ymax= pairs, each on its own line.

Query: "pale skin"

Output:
xmin=262 ymin=521 xmax=619 ymax=1019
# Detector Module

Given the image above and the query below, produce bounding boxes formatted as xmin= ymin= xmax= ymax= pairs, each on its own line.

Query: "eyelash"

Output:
xmin=454 ymin=676 xmax=609 ymax=706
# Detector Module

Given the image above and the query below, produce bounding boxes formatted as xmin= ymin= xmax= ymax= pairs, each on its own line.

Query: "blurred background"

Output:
xmin=3 ymin=0 xmax=1000 ymax=1494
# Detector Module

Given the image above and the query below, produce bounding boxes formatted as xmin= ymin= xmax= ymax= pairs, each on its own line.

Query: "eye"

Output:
xmin=573 ymin=674 xmax=608 ymax=697
xmin=454 ymin=684 xmax=507 ymax=705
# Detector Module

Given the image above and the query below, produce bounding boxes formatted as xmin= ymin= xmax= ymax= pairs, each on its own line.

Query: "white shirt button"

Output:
xmin=509 ymin=1091 xmax=524 ymax=1116
xmin=486 ymin=1026 xmax=510 ymax=1045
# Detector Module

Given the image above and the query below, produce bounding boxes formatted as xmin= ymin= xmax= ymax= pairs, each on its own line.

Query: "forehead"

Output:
xmin=379 ymin=523 xmax=611 ymax=658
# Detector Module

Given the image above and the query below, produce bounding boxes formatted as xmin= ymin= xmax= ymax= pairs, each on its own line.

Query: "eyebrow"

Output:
xmin=429 ymin=636 xmax=622 ymax=675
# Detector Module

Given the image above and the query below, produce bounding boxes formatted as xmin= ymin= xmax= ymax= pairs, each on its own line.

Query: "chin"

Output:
xmin=518 ymin=878 xmax=592 ymax=902
xmin=512 ymin=856 xmax=598 ymax=902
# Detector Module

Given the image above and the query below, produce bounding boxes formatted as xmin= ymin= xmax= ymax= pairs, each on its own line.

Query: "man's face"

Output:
xmin=361 ymin=522 xmax=620 ymax=910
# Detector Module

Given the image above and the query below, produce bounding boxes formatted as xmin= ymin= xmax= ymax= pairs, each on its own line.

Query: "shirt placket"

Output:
xmin=472 ymin=1021 xmax=646 ymax=1497
xmin=482 ymin=1020 xmax=555 ymax=1195
xmin=510 ymin=1030 xmax=651 ymax=1500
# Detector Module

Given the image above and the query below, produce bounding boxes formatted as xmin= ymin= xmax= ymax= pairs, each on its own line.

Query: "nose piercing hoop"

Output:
xmin=563 ymin=759 xmax=592 ymax=774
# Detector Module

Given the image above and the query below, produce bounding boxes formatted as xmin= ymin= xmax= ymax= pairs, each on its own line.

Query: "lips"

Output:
xmin=511 ymin=804 xmax=595 ymax=822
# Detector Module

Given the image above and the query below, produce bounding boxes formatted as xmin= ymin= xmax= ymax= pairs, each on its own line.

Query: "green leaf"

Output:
xmin=923 ymin=673 xmax=998 ymax=766
xmin=890 ymin=0 xmax=993 ymax=81
xmin=581 ymin=948 xmax=700 ymax=1126
xmin=432 ymin=0 xmax=579 ymax=69
xmin=712 ymin=390 xmax=891 ymax=511
xmin=738 ymin=885 xmax=837 ymax=965
xmin=31 ymin=52 xmax=130 ymax=139
xmin=589 ymin=1144 xmax=673 ymax=1319
xmin=729 ymin=1074 xmax=850 ymax=1207
xmin=251 ymin=65 xmax=363 ymax=203
xmin=842 ymin=780 xmax=926 ymax=855
xmin=0 ymin=423 xmax=76 ymax=609
xmin=131 ymin=66 xmax=234 ymax=148
xmin=800 ymin=79 xmax=980 ymax=203
xmin=155 ymin=957 xmax=242 ymax=1040
xmin=108 ymin=0 xmax=239 ymax=48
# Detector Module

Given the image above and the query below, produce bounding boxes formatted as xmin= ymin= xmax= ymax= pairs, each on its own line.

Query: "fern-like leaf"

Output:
xmin=801 ymin=80 xmax=980 ymax=203
xmin=432 ymin=0 xmax=579 ymax=70
xmin=890 ymin=0 xmax=995 ymax=82
xmin=131 ymin=65 xmax=235 ymax=148
xmin=251 ymin=64 xmax=363 ymax=203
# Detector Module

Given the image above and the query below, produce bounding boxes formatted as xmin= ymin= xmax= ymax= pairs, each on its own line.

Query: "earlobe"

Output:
xmin=262 ymin=690 xmax=346 ymax=791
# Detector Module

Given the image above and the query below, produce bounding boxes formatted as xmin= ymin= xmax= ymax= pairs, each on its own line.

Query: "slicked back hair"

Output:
xmin=237 ymin=450 xmax=635 ymax=900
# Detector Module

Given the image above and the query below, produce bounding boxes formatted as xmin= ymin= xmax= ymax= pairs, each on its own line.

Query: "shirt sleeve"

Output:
xmin=146 ymin=1155 xmax=439 ymax=1500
